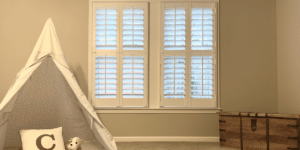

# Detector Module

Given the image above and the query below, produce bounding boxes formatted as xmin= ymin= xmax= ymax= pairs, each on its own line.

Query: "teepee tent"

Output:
xmin=0 ymin=18 xmax=117 ymax=150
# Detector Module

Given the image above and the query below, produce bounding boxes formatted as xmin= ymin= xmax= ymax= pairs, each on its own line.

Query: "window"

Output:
xmin=91 ymin=2 xmax=148 ymax=107
xmin=160 ymin=2 xmax=218 ymax=108
xmin=89 ymin=0 xmax=219 ymax=111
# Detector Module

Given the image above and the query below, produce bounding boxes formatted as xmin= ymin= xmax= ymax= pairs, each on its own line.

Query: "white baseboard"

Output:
xmin=114 ymin=136 xmax=220 ymax=142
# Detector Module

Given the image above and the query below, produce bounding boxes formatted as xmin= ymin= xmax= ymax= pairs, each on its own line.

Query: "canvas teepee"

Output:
xmin=0 ymin=18 xmax=117 ymax=150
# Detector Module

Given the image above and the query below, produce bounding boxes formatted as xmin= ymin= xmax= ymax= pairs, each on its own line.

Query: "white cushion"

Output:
xmin=19 ymin=127 xmax=65 ymax=150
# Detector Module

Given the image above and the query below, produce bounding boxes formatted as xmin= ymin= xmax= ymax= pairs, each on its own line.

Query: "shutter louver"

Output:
xmin=95 ymin=56 xmax=117 ymax=98
xmin=191 ymin=56 xmax=213 ymax=98
xmin=164 ymin=56 xmax=185 ymax=98
xmin=191 ymin=7 xmax=214 ymax=50
xmin=123 ymin=56 xmax=144 ymax=98
xmin=123 ymin=7 xmax=144 ymax=50
xmin=164 ymin=8 xmax=186 ymax=50
xmin=95 ymin=8 xmax=117 ymax=50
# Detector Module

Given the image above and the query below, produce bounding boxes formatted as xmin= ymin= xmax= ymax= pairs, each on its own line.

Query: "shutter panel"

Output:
xmin=95 ymin=56 xmax=117 ymax=98
xmin=123 ymin=7 xmax=144 ymax=50
xmin=123 ymin=56 xmax=144 ymax=98
xmin=189 ymin=3 xmax=217 ymax=108
xmin=95 ymin=7 xmax=117 ymax=50
xmin=121 ymin=2 xmax=148 ymax=107
xmin=164 ymin=7 xmax=186 ymax=50
xmin=161 ymin=55 xmax=186 ymax=107
xmin=163 ymin=56 xmax=185 ymax=98
xmin=191 ymin=56 xmax=213 ymax=99
xmin=191 ymin=7 xmax=214 ymax=50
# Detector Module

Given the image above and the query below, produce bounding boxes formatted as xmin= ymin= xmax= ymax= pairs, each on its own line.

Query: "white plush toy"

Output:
xmin=67 ymin=137 xmax=85 ymax=150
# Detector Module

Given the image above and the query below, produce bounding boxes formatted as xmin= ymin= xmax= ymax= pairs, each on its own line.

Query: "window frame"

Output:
xmin=88 ymin=0 xmax=220 ymax=113
xmin=160 ymin=1 xmax=218 ymax=108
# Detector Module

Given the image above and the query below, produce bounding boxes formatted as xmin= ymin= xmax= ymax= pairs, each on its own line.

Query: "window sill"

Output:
xmin=94 ymin=107 xmax=222 ymax=113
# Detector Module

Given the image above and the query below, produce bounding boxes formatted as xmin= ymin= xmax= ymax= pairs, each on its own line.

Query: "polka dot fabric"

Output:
xmin=4 ymin=57 xmax=95 ymax=148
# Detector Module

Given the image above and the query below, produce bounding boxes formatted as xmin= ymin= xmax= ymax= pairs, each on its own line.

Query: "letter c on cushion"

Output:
xmin=36 ymin=134 xmax=56 ymax=150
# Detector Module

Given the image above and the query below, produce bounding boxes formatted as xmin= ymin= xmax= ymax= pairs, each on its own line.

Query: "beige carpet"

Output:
xmin=3 ymin=142 xmax=239 ymax=150
xmin=116 ymin=142 xmax=239 ymax=150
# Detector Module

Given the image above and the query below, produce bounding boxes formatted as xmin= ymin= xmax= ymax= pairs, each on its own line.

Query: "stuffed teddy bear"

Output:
xmin=67 ymin=137 xmax=85 ymax=150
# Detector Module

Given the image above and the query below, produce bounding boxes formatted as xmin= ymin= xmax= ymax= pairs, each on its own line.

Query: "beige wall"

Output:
xmin=219 ymin=0 xmax=277 ymax=113
xmin=277 ymin=0 xmax=300 ymax=114
xmin=0 ymin=0 xmax=277 ymax=137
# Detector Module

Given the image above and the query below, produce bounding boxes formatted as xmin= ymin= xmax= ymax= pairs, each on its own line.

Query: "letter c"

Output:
xmin=36 ymin=134 xmax=56 ymax=150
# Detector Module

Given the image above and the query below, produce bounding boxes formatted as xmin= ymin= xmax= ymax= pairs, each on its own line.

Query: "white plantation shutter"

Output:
xmin=123 ymin=7 xmax=144 ymax=50
xmin=95 ymin=56 xmax=117 ymax=98
xmin=191 ymin=56 xmax=213 ymax=99
xmin=95 ymin=7 xmax=118 ymax=50
xmin=120 ymin=3 xmax=148 ymax=107
xmin=160 ymin=54 xmax=187 ymax=107
xmin=163 ymin=56 xmax=185 ymax=98
xmin=121 ymin=54 xmax=148 ymax=106
xmin=92 ymin=2 xmax=148 ymax=107
xmin=190 ymin=55 xmax=216 ymax=108
xmin=160 ymin=3 xmax=188 ymax=107
xmin=123 ymin=56 xmax=144 ymax=98
xmin=164 ymin=7 xmax=186 ymax=50
xmin=93 ymin=54 xmax=119 ymax=106
xmin=189 ymin=3 xmax=217 ymax=108
xmin=191 ymin=7 xmax=214 ymax=50
xmin=161 ymin=2 xmax=217 ymax=108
